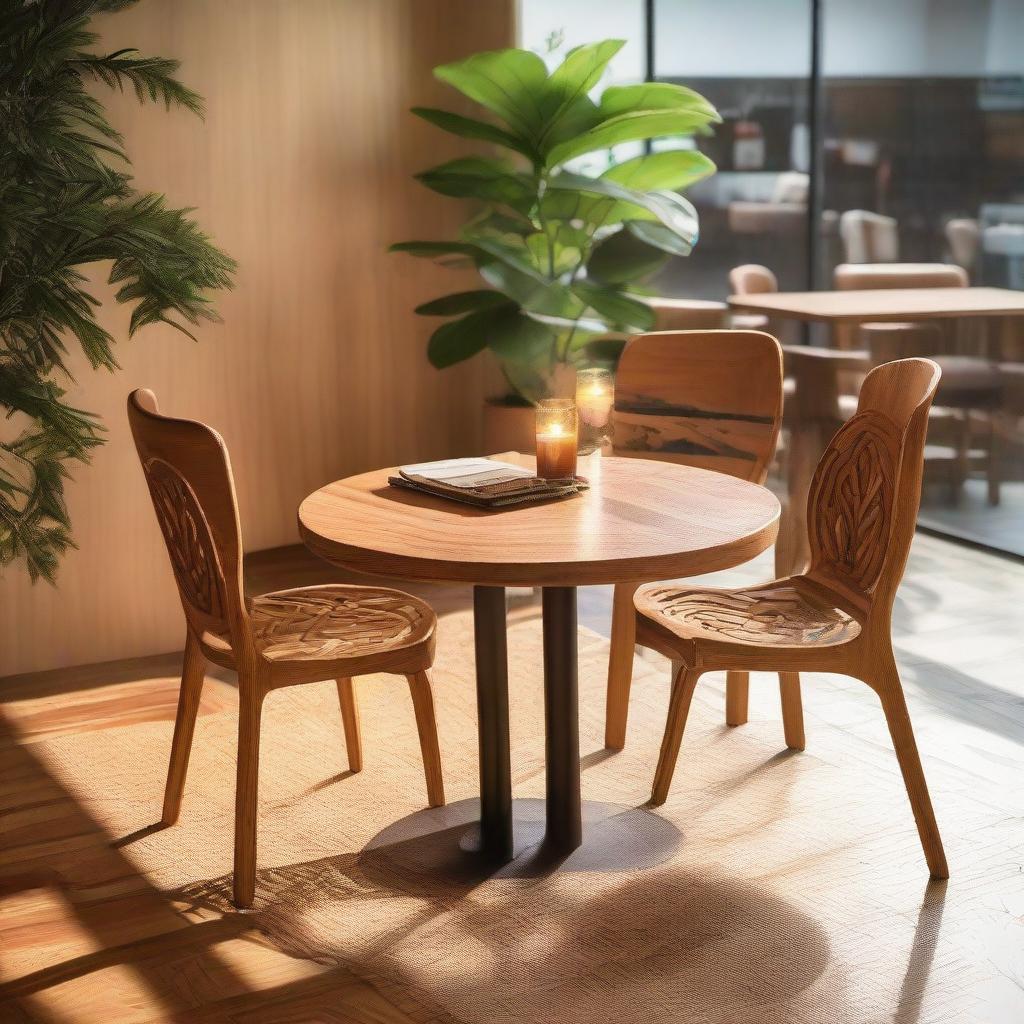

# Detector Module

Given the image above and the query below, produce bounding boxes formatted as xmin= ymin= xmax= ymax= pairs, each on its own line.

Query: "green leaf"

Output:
xmin=434 ymin=48 xmax=549 ymax=140
xmin=415 ymin=157 xmax=535 ymax=214
xmin=427 ymin=306 xmax=511 ymax=368
xmin=546 ymin=151 xmax=715 ymax=229
xmin=539 ymin=40 xmax=623 ymax=149
xmin=625 ymin=219 xmax=695 ymax=257
xmin=599 ymin=82 xmax=720 ymax=121
xmin=601 ymin=149 xmax=716 ymax=192
xmin=414 ymin=290 xmax=506 ymax=316
xmin=572 ymin=280 xmax=656 ymax=330
xmin=486 ymin=307 xmax=557 ymax=365
xmin=478 ymin=259 xmax=584 ymax=319
xmin=411 ymin=107 xmax=536 ymax=159
xmin=390 ymin=240 xmax=483 ymax=260
xmin=547 ymin=172 xmax=699 ymax=248
xmin=524 ymin=224 xmax=586 ymax=276
xmin=547 ymin=108 xmax=719 ymax=168
xmin=587 ymin=228 xmax=671 ymax=285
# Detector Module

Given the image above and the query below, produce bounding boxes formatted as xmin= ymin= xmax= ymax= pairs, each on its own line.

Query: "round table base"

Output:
xmin=360 ymin=797 xmax=682 ymax=885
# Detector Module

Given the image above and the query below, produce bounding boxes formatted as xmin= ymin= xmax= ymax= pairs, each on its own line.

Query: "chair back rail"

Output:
xmin=612 ymin=330 xmax=784 ymax=483
xmin=127 ymin=389 xmax=250 ymax=654
xmin=806 ymin=358 xmax=940 ymax=614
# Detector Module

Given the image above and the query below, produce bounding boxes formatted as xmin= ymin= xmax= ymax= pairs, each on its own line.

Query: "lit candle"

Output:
xmin=576 ymin=368 xmax=614 ymax=455
xmin=535 ymin=399 xmax=578 ymax=480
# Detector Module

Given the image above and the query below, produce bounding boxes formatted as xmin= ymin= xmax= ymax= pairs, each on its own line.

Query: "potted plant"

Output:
xmin=0 ymin=0 xmax=235 ymax=582
xmin=391 ymin=39 xmax=719 ymax=449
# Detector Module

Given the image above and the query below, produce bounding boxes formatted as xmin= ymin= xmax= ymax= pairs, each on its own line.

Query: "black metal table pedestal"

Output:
xmin=473 ymin=586 xmax=513 ymax=861
xmin=541 ymin=586 xmax=582 ymax=853
xmin=472 ymin=585 xmax=583 ymax=862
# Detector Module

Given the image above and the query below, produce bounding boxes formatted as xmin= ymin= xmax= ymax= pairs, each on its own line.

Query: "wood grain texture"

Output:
xmin=129 ymin=389 xmax=446 ymax=907
xmin=298 ymin=453 xmax=781 ymax=588
xmin=604 ymin=330 xmax=785 ymax=750
xmin=612 ymin=330 xmax=783 ymax=480
xmin=728 ymin=286 xmax=1024 ymax=322
xmin=2 ymin=534 xmax=1022 ymax=1022
xmin=0 ymin=0 xmax=514 ymax=677
xmin=634 ymin=358 xmax=949 ymax=877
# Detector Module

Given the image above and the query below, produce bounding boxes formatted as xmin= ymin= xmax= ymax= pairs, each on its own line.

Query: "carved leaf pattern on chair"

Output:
xmin=809 ymin=411 xmax=900 ymax=593
xmin=638 ymin=584 xmax=859 ymax=647
xmin=145 ymin=458 xmax=227 ymax=623
xmin=249 ymin=586 xmax=433 ymax=661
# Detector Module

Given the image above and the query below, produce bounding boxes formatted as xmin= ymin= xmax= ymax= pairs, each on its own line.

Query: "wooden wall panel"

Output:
xmin=0 ymin=0 xmax=514 ymax=676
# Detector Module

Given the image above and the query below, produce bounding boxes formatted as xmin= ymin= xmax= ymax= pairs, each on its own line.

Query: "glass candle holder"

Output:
xmin=535 ymin=398 xmax=578 ymax=480
xmin=576 ymin=368 xmax=614 ymax=455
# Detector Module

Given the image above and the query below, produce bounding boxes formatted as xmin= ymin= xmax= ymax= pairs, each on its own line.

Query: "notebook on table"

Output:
xmin=388 ymin=458 xmax=582 ymax=508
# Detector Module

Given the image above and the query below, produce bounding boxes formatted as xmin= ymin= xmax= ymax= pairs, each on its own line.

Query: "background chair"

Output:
xmin=831 ymin=262 xmax=1000 ymax=503
xmin=128 ymin=389 xmax=445 ymax=908
xmin=839 ymin=209 xmax=900 ymax=264
xmin=632 ymin=358 xmax=947 ymax=879
xmin=834 ymin=262 xmax=968 ymax=291
xmin=606 ymin=330 xmax=785 ymax=750
xmin=945 ymin=218 xmax=980 ymax=278
xmin=861 ymin=323 xmax=1002 ymax=504
xmin=728 ymin=263 xmax=776 ymax=332
xmin=647 ymin=297 xmax=729 ymax=331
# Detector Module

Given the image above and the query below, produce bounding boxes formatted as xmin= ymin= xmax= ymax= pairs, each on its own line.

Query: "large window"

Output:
xmin=520 ymin=0 xmax=1024 ymax=557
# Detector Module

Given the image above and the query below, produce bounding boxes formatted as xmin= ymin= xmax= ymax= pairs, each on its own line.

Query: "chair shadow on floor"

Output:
xmin=0 ymin=694 xmax=950 ymax=1024
xmin=171 ymin=794 xmax=950 ymax=1024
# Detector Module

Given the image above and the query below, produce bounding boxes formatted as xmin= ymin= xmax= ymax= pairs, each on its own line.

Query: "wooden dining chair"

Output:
xmin=632 ymin=358 xmax=948 ymax=878
xmin=128 ymin=389 xmax=445 ymax=908
xmin=606 ymin=330 xmax=785 ymax=750
xmin=728 ymin=264 xmax=776 ymax=333
xmin=647 ymin=297 xmax=729 ymax=331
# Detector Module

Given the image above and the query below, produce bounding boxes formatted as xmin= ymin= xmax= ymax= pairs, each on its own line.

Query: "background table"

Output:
xmin=727 ymin=285 xmax=1024 ymax=325
xmin=299 ymin=453 xmax=780 ymax=860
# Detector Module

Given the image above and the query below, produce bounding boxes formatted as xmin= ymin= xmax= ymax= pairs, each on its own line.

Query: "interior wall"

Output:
xmin=0 ymin=0 xmax=514 ymax=677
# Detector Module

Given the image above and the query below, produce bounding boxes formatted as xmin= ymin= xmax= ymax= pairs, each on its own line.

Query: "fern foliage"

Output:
xmin=0 ymin=0 xmax=235 ymax=581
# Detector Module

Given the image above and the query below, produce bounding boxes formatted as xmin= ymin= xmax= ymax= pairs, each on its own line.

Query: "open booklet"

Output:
xmin=388 ymin=458 xmax=582 ymax=508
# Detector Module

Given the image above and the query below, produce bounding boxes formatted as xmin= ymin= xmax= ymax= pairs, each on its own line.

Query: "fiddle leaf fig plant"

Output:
xmin=391 ymin=40 xmax=719 ymax=402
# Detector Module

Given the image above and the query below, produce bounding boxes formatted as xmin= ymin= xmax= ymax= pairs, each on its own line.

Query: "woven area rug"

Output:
xmin=34 ymin=606 xmax=1020 ymax=1024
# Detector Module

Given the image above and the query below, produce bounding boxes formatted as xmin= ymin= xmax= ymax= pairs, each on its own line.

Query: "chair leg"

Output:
xmin=406 ymin=671 xmax=445 ymax=808
xmin=986 ymin=413 xmax=1001 ymax=507
xmin=162 ymin=632 xmax=206 ymax=826
xmin=651 ymin=667 xmax=703 ymax=807
xmin=725 ymin=671 xmax=749 ymax=726
xmin=953 ymin=410 xmax=971 ymax=497
xmin=605 ymin=583 xmax=638 ymax=750
xmin=233 ymin=681 xmax=265 ymax=909
xmin=336 ymin=677 xmax=363 ymax=773
xmin=863 ymin=654 xmax=948 ymax=879
xmin=779 ymin=672 xmax=805 ymax=750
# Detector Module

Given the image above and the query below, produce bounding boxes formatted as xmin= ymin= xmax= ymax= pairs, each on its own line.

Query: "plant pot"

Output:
xmin=482 ymin=398 xmax=535 ymax=455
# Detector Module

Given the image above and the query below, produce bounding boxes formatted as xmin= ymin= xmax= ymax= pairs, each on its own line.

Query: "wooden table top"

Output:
xmin=298 ymin=453 xmax=780 ymax=588
xmin=727 ymin=286 xmax=1024 ymax=322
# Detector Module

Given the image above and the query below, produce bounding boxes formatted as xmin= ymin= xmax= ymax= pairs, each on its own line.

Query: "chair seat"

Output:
xmin=635 ymin=579 xmax=861 ymax=664
xmin=202 ymin=584 xmax=435 ymax=669
xmin=932 ymin=356 xmax=1002 ymax=405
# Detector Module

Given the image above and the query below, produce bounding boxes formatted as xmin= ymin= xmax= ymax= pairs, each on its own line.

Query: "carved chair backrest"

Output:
xmin=729 ymin=264 xmax=778 ymax=296
xmin=128 ymin=390 xmax=249 ymax=652
xmin=806 ymin=358 xmax=940 ymax=616
xmin=612 ymin=330 xmax=784 ymax=483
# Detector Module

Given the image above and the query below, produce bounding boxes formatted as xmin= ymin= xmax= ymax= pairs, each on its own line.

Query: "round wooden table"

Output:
xmin=299 ymin=454 xmax=780 ymax=861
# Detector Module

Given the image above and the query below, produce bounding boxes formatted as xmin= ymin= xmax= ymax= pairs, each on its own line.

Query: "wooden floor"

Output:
xmin=2 ymin=533 xmax=1023 ymax=1022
